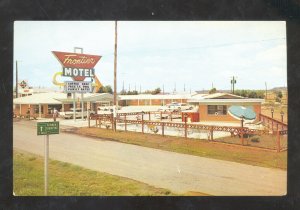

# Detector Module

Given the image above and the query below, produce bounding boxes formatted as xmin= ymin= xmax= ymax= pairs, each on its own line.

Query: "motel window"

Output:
xmin=207 ymin=105 xmax=227 ymax=115
xmin=48 ymin=105 xmax=62 ymax=114
xmin=144 ymin=100 xmax=150 ymax=105
xmin=33 ymin=105 xmax=44 ymax=114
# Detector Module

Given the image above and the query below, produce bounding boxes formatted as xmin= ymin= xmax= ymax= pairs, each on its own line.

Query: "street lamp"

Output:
xmin=184 ymin=113 xmax=188 ymax=139
xmin=241 ymin=115 xmax=244 ymax=128
xmin=184 ymin=113 xmax=188 ymax=122
xmin=141 ymin=111 xmax=145 ymax=133
xmin=280 ymin=111 xmax=284 ymax=123
xmin=271 ymin=107 xmax=274 ymax=119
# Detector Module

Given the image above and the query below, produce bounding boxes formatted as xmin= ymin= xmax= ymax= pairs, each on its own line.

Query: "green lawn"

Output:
xmin=75 ymin=127 xmax=287 ymax=170
xmin=13 ymin=150 xmax=176 ymax=196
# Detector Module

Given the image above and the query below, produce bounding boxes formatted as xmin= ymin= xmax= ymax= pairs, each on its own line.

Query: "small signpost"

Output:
xmin=37 ymin=121 xmax=59 ymax=196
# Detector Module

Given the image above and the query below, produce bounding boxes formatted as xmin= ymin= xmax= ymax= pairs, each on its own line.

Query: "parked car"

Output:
xmin=158 ymin=102 xmax=193 ymax=112
xmin=97 ymin=106 xmax=121 ymax=114
xmin=59 ymin=108 xmax=94 ymax=119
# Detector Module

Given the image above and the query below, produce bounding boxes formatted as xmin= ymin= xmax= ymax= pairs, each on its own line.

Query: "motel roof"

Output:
xmin=55 ymin=93 xmax=116 ymax=103
xmin=119 ymin=93 xmax=194 ymax=100
xmin=188 ymin=93 xmax=264 ymax=104
xmin=13 ymin=92 xmax=115 ymax=105
xmin=13 ymin=92 xmax=67 ymax=105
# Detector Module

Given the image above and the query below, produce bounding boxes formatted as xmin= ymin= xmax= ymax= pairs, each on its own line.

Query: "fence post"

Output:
xmin=142 ymin=114 xmax=144 ymax=134
xmin=88 ymin=111 xmax=90 ymax=128
xmin=277 ymin=130 xmax=280 ymax=152
xmin=149 ymin=112 xmax=151 ymax=121
xmin=240 ymin=130 xmax=244 ymax=146
xmin=162 ymin=122 xmax=164 ymax=137
xmin=210 ymin=126 xmax=214 ymax=141
xmin=160 ymin=111 xmax=162 ymax=120
xmin=184 ymin=118 xmax=187 ymax=139
xmin=125 ymin=114 xmax=127 ymax=131
xmin=95 ymin=117 xmax=98 ymax=127
xmin=111 ymin=113 xmax=114 ymax=130
xmin=272 ymin=120 xmax=273 ymax=131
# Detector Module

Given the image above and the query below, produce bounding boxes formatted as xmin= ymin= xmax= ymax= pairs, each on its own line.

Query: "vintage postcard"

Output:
xmin=13 ymin=21 xmax=287 ymax=196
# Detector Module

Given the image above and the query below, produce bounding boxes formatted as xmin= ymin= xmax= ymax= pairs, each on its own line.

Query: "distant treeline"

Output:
xmin=120 ymin=87 xmax=161 ymax=95
xmin=234 ymin=90 xmax=265 ymax=98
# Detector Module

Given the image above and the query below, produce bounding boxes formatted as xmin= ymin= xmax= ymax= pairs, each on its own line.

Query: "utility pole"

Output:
xmin=184 ymin=83 xmax=186 ymax=92
xmin=139 ymin=84 xmax=141 ymax=94
xmin=113 ymin=20 xmax=118 ymax=131
xmin=163 ymin=84 xmax=164 ymax=94
xmin=16 ymin=61 xmax=18 ymax=98
xmin=231 ymin=76 xmax=237 ymax=94
xmin=265 ymin=82 xmax=268 ymax=100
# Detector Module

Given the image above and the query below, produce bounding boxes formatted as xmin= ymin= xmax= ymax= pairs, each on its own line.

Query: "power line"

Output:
xmin=101 ymin=37 xmax=286 ymax=57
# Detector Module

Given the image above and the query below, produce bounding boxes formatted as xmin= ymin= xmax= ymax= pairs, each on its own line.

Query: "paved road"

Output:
xmin=13 ymin=120 xmax=287 ymax=195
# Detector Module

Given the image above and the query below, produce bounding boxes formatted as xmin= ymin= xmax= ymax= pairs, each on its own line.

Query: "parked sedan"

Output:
xmin=158 ymin=103 xmax=193 ymax=112
xmin=59 ymin=108 xmax=94 ymax=119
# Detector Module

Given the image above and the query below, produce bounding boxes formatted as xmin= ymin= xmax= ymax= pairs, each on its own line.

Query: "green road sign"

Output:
xmin=37 ymin=122 xmax=59 ymax=135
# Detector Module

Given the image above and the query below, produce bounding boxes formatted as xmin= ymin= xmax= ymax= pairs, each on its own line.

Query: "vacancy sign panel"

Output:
xmin=64 ymin=81 xmax=93 ymax=93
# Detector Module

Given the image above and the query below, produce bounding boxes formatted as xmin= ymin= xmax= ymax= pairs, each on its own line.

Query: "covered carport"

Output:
xmin=13 ymin=92 xmax=67 ymax=118
xmin=55 ymin=93 xmax=115 ymax=113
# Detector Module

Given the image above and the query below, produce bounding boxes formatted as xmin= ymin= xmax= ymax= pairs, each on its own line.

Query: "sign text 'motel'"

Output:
xmin=52 ymin=51 xmax=101 ymax=81
xmin=37 ymin=122 xmax=59 ymax=135
xmin=63 ymin=67 xmax=95 ymax=77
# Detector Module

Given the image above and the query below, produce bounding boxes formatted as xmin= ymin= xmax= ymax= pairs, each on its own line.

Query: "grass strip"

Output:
xmin=13 ymin=150 xmax=176 ymax=196
xmin=75 ymin=127 xmax=287 ymax=170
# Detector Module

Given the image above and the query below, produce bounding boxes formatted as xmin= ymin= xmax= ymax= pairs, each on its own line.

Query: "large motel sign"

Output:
xmin=52 ymin=51 xmax=101 ymax=81
xmin=52 ymin=50 xmax=102 ymax=120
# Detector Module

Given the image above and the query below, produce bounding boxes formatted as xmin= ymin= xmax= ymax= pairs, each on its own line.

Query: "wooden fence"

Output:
xmin=259 ymin=113 xmax=288 ymax=131
xmin=89 ymin=112 xmax=288 ymax=152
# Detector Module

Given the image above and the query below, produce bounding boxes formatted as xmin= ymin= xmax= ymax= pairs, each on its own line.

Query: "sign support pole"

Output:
xmin=113 ymin=20 xmax=118 ymax=132
xmin=81 ymin=93 xmax=84 ymax=120
xmin=44 ymin=134 xmax=49 ymax=196
xmin=73 ymin=93 xmax=76 ymax=121
xmin=16 ymin=60 xmax=19 ymax=98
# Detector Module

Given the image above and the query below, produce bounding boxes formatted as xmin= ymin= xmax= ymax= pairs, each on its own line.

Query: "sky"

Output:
xmin=14 ymin=21 xmax=287 ymax=92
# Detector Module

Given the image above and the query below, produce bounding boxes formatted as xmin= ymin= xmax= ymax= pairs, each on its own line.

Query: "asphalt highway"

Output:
xmin=13 ymin=120 xmax=286 ymax=195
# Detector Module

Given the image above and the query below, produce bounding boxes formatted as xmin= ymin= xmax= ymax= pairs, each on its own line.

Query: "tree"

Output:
xmin=143 ymin=87 xmax=161 ymax=95
xmin=274 ymin=90 xmax=283 ymax=103
xmin=119 ymin=90 xmax=138 ymax=95
xmin=275 ymin=90 xmax=283 ymax=99
xmin=209 ymin=88 xmax=217 ymax=94
xmin=248 ymin=91 xmax=257 ymax=98
xmin=152 ymin=87 xmax=161 ymax=95
xmin=97 ymin=85 xmax=113 ymax=94
xmin=234 ymin=89 xmax=265 ymax=98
